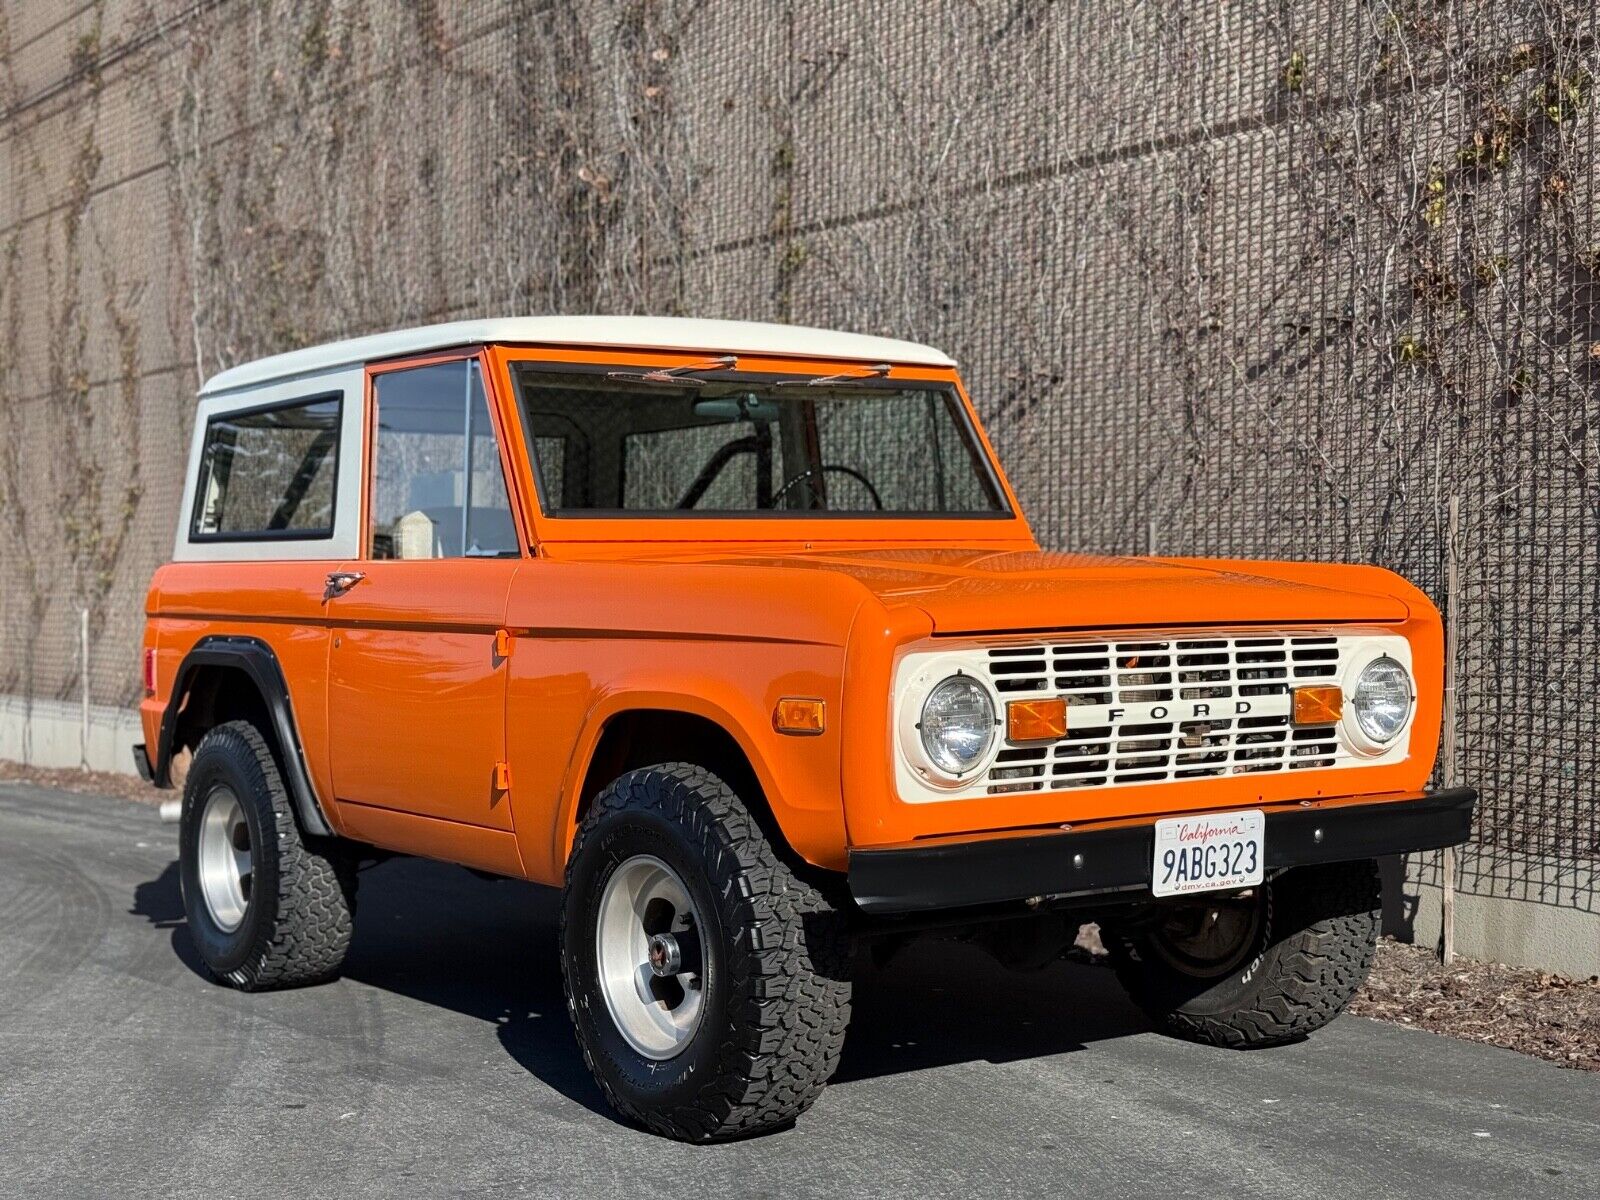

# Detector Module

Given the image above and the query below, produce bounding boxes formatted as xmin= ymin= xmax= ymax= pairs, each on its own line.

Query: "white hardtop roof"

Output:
xmin=198 ymin=315 xmax=956 ymax=396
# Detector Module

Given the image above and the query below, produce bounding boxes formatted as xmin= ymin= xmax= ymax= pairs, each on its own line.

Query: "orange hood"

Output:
xmin=707 ymin=548 xmax=1414 ymax=633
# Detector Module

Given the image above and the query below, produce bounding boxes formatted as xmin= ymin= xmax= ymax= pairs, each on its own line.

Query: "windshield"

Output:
xmin=511 ymin=366 xmax=1007 ymax=517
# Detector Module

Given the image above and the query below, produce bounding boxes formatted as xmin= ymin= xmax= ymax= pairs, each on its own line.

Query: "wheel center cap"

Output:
xmin=647 ymin=932 xmax=682 ymax=977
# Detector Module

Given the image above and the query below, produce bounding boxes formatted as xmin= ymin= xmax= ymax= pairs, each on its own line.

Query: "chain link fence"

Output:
xmin=1 ymin=2 xmax=1595 ymax=915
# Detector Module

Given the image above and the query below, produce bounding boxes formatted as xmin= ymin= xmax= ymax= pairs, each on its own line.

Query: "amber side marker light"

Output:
xmin=1292 ymin=684 xmax=1344 ymax=726
xmin=774 ymin=698 xmax=826 ymax=735
xmin=1007 ymin=697 xmax=1067 ymax=742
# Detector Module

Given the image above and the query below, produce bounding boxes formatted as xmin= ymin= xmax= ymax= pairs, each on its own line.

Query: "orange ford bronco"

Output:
xmin=138 ymin=316 xmax=1473 ymax=1141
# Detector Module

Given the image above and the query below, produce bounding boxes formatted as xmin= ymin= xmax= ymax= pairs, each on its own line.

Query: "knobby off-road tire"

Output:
xmin=1111 ymin=859 xmax=1381 ymax=1048
xmin=179 ymin=720 xmax=357 ymax=990
xmin=562 ymin=763 xmax=853 ymax=1142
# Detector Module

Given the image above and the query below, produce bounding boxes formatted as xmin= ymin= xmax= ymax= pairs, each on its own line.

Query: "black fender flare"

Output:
xmin=155 ymin=635 xmax=333 ymax=837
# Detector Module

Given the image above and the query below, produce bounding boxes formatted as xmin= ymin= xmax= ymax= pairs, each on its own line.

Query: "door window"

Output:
xmin=370 ymin=359 xmax=519 ymax=559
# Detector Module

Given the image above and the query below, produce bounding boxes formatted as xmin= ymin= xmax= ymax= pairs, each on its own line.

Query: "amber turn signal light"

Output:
xmin=1006 ymin=697 xmax=1067 ymax=742
xmin=1292 ymin=684 xmax=1344 ymax=726
xmin=774 ymin=697 xmax=826 ymax=735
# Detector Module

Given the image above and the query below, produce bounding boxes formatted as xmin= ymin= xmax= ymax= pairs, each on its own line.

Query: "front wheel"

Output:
xmin=1109 ymin=859 xmax=1381 ymax=1048
xmin=561 ymin=763 xmax=852 ymax=1142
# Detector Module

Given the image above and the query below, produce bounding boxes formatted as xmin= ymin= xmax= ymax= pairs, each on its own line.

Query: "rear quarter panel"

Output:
xmin=141 ymin=562 xmax=343 ymax=833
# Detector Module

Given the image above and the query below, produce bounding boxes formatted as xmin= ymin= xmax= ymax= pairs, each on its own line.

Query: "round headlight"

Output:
xmin=919 ymin=674 xmax=996 ymax=775
xmin=1351 ymin=656 xmax=1412 ymax=744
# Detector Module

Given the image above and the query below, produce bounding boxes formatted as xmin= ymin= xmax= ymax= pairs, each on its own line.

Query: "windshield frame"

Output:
xmin=486 ymin=345 xmax=1035 ymax=547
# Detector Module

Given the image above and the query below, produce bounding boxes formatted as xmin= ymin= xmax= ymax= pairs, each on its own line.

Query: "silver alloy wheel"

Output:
xmin=197 ymin=784 xmax=253 ymax=933
xmin=594 ymin=854 xmax=707 ymax=1060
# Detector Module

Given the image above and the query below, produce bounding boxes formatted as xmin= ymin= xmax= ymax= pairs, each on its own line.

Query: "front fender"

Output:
xmin=509 ymin=643 xmax=851 ymax=884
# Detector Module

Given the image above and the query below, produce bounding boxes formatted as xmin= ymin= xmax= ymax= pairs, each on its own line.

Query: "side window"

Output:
xmin=191 ymin=394 xmax=341 ymax=539
xmin=370 ymin=359 xmax=519 ymax=559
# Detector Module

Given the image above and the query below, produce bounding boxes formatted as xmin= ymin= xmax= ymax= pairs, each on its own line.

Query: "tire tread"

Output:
xmin=1114 ymin=860 xmax=1380 ymax=1049
xmin=185 ymin=720 xmax=355 ymax=991
xmin=562 ymin=763 xmax=851 ymax=1141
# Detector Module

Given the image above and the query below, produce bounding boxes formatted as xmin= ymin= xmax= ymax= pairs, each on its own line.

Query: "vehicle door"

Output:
xmin=325 ymin=352 xmax=523 ymax=829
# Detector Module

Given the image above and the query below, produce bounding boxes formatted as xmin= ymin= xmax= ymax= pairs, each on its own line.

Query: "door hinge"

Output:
xmin=494 ymin=628 xmax=515 ymax=659
xmin=494 ymin=761 xmax=513 ymax=791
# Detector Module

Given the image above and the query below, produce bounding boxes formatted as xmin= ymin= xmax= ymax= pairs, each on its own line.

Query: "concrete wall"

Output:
xmin=0 ymin=694 xmax=143 ymax=775
xmin=1404 ymin=857 xmax=1600 ymax=979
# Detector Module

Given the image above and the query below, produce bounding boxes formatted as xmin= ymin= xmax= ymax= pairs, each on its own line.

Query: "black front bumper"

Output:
xmin=848 ymin=787 xmax=1476 ymax=915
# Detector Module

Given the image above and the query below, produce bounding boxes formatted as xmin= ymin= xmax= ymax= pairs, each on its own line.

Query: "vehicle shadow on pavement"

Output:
xmin=134 ymin=854 xmax=1152 ymax=1120
xmin=133 ymin=861 xmax=214 ymax=979
xmin=837 ymin=941 xmax=1150 ymax=1083
xmin=133 ymin=853 xmax=618 ymax=1119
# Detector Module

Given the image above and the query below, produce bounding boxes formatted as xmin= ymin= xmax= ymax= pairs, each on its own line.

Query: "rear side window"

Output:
xmin=190 ymin=395 xmax=342 ymax=540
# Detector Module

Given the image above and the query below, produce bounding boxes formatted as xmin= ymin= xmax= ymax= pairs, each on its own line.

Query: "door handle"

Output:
xmin=323 ymin=571 xmax=366 ymax=600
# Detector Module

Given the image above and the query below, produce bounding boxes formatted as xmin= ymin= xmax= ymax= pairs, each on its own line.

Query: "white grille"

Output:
xmin=980 ymin=633 xmax=1366 ymax=795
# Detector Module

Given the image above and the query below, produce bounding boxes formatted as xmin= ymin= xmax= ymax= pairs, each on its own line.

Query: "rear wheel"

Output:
xmin=1110 ymin=859 xmax=1380 ymax=1048
xmin=179 ymin=720 xmax=356 ymax=990
xmin=562 ymin=763 xmax=852 ymax=1142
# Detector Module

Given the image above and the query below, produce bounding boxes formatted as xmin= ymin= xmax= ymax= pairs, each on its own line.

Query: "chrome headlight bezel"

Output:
xmin=1343 ymin=653 xmax=1415 ymax=754
xmin=917 ymin=673 xmax=997 ymax=776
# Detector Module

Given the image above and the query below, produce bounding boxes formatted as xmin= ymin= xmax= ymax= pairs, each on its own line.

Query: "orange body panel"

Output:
xmin=142 ymin=342 xmax=1447 ymax=884
xmin=501 ymin=558 xmax=861 ymax=880
xmin=326 ymin=557 xmax=520 ymax=832
xmin=140 ymin=561 xmax=342 ymax=822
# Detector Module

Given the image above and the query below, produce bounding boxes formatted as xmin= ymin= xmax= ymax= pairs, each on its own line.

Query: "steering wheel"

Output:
xmin=771 ymin=464 xmax=885 ymax=511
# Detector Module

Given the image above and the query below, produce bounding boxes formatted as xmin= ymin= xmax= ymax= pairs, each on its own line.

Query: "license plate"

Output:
xmin=1152 ymin=809 xmax=1265 ymax=897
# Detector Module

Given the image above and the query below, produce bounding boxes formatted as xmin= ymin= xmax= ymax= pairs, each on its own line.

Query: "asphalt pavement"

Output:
xmin=1 ymin=781 xmax=1595 ymax=1199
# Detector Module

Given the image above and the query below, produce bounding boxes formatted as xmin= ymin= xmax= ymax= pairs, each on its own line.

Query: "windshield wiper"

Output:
xmin=606 ymin=355 xmax=736 ymax=386
xmin=772 ymin=362 xmax=891 ymax=387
